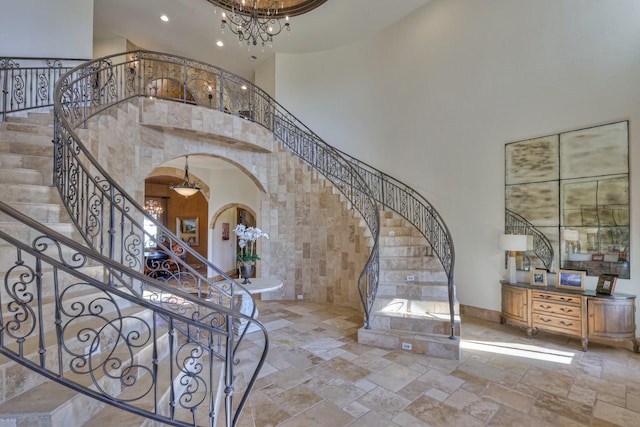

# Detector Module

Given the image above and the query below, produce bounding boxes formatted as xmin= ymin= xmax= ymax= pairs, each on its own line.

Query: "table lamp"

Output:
xmin=500 ymin=234 xmax=529 ymax=284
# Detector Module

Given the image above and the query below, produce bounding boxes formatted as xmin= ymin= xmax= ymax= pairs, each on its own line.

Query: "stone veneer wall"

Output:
xmin=259 ymin=145 xmax=369 ymax=311
xmin=83 ymin=98 xmax=368 ymax=312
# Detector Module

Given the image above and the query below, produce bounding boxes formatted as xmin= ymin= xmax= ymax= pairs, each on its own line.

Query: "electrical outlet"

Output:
xmin=406 ymin=275 xmax=415 ymax=281
xmin=297 ymin=294 xmax=303 ymax=300
xmin=389 ymin=231 xmax=395 ymax=236
xmin=401 ymin=342 xmax=412 ymax=351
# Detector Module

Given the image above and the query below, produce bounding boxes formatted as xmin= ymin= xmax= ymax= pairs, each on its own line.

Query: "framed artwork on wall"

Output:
xmin=530 ymin=269 xmax=548 ymax=287
xmin=177 ymin=217 xmax=199 ymax=246
xmin=555 ymin=269 xmax=586 ymax=291
xmin=222 ymin=222 xmax=230 ymax=240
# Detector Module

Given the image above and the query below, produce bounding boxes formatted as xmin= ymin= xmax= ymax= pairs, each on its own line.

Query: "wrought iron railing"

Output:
xmin=506 ymin=209 xmax=554 ymax=270
xmin=1 ymin=57 xmax=87 ymax=122
xmin=0 ymin=200 xmax=267 ymax=427
xmin=3 ymin=51 xmax=455 ymax=336
xmin=51 ymin=50 xmax=382 ymax=328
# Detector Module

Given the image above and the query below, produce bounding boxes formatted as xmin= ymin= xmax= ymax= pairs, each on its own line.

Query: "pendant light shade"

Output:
xmin=171 ymin=156 xmax=201 ymax=197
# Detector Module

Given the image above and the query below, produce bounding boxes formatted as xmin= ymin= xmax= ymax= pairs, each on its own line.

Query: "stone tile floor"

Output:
xmin=235 ymin=300 xmax=640 ymax=426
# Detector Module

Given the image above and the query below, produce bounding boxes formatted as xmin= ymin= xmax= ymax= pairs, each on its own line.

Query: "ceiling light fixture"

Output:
xmin=216 ymin=40 xmax=224 ymax=47
xmin=160 ymin=14 xmax=169 ymax=22
xmin=206 ymin=0 xmax=327 ymax=48
xmin=170 ymin=156 xmax=201 ymax=197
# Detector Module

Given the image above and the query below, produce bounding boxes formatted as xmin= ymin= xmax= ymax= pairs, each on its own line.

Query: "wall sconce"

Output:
xmin=499 ymin=234 xmax=529 ymax=284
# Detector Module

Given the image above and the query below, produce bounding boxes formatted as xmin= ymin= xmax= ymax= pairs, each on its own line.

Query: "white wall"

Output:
xmin=93 ymin=38 xmax=127 ymax=59
xmin=255 ymin=55 xmax=276 ymax=98
xmin=0 ymin=0 xmax=93 ymax=58
xmin=274 ymin=0 xmax=640 ymax=324
xmin=198 ymin=166 xmax=261 ymax=274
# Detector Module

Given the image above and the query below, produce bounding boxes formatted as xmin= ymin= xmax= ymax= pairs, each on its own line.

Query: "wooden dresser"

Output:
xmin=501 ymin=281 xmax=638 ymax=352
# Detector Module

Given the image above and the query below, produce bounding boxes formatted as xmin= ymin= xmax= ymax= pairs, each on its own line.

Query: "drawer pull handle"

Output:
xmin=560 ymin=308 xmax=573 ymax=313
xmin=540 ymin=305 xmax=552 ymax=309
xmin=539 ymin=317 xmax=552 ymax=323
xmin=560 ymin=297 xmax=574 ymax=303
xmin=560 ymin=321 xmax=573 ymax=327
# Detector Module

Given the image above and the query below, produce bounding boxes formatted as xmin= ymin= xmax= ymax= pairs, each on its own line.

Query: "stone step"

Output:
xmin=368 ymin=308 xmax=460 ymax=337
xmin=0 ymin=183 xmax=59 ymax=204
xmin=0 ymin=202 xmax=66 ymax=223
xmin=0 ymin=129 xmax=53 ymax=146
xmin=378 ymin=235 xmax=429 ymax=247
xmin=0 ymin=167 xmax=48 ymax=186
xmin=0 ymin=140 xmax=53 ymax=157
xmin=380 ymin=226 xmax=412 ymax=237
xmin=376 ymin=281 xmax=451 ymax=300
xmin=0 ymin=221 xmax=78 ymax=241
xmin=0 ymin=151 xmax=52 ymax=171
xmin=358 ymin=326 xmax=460 ymax=360
xmin=379 ymin=255 xmax=440 ymax=270
xmin=0 ymin=121 xmax=54 ymax=136
xmin=373 ymin=296 xmax=459 ymax=316
xmin=379 ymin=217 xmax=405 ymax=227
xmin=379 ymin=268 xmax=447 ymax=283
xmin=5 ymin=112 xmax=54 ymax=126
xmin=379 ymin=245 xmax=430 ymax=257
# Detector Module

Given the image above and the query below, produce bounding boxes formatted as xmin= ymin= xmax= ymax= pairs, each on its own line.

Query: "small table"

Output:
xmin=236 ymin=278 xmax=283 ymax=334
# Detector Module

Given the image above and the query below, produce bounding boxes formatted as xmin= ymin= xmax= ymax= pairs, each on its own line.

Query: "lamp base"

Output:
xmin=507 ymin=255 xmax=517 ymax=284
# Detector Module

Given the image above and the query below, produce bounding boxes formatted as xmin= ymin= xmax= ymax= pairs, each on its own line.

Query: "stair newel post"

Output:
xmin=224 ymin=312 xmax=235 ymax=427
xmin=1 ymin=62 xmax=7 ymax=122
xmin=108 ymin=185 xmax=116 ymax=262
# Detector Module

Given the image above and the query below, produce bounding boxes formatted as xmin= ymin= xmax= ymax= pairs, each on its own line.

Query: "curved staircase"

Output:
xmin=359 ymin=210 xmax=460 ymax=359
xmin=1 ymin=52 xmax=459 ymax=425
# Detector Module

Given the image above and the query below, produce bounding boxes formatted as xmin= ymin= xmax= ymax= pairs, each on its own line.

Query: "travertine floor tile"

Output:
xmin=234 ymin=301 xmax=640 ymax=426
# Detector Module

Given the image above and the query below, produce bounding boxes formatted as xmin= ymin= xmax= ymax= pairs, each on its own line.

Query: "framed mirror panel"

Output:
xmin=505 ymin=121 xmax=629 ymax=279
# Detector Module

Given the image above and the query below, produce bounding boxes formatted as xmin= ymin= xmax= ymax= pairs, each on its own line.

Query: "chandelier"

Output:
xmin=207 ymin=0 xmax=327 ymax=47
xmin=144 ymin=199 xmax=164 ymax=219
xmin=170 ymin=156 xmax=201 ymax=197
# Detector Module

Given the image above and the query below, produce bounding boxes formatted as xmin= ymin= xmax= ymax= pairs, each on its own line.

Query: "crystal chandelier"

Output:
xmin=223 ymin=0 xmax=289 ymax=47
xmin=207 ymin=0 xmax=327 ymax=48
xmin=170 ymin=156 xmax=201 ymax=197
xmin=144 ymin=199 xmax=164 ymax=219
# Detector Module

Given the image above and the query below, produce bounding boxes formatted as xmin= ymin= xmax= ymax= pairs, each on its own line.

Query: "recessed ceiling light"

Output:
xmin=241 ymin=85 xmax=247 ymax=90
xmin=216 ymin=40 xmax=224 ymax=47
xmin=160 ymin=15 xmax=169 ymax=22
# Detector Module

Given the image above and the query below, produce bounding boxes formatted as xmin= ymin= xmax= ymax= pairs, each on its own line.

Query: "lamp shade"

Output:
xmin=499 ymin=234 xmax=528 ymax=252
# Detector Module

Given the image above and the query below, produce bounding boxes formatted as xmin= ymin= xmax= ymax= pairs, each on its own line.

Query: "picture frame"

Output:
xmin=177 ymin=217 xmax=199 ymax=246
xmin=222 ymin=222 xmax=230 ymax=241
xmin=530 ymin=268 xmax=548 ymax=287
xmin=591 ymin=253 xmax=604 ymax=262
xmin=555 ymin=269 xmax=586 ymax=291
xmin=595 ymin=274 xmax=617 ymax=295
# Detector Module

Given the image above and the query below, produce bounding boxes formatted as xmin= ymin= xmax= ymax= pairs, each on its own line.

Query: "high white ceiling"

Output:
xmin=94 ymin=0 xmax=431 ymax=79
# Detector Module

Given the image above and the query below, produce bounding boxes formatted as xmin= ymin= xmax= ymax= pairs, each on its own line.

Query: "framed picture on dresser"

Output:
xmin=530 ymin=268 xmax=548 ymax=287
xmin=555 ymin=269 xmax=586 ymax=291
xmin=595 ymin=274 xmax=617 ymax=295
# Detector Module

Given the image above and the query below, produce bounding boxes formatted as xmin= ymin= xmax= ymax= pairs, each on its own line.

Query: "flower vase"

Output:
xmin=239 ymin=264 xmax=254 ymax=284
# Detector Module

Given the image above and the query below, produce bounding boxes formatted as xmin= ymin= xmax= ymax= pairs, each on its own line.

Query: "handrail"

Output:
xmin=333 ymin=156 xmax=457 ymax=338
xmin=1 ymin=57 xmax=88 ymax=122
xmin=52 ymin=53 xmax=259 ymax=333
xmin=53 ymin=50 xmax=382 ymax=328
xmin=0 ymin=200 xmax=268 ymax=427
xmin=49 ymin=54 xmax=267 ymax=426
xmin=506 ymin=209 xmax=554 ymax=270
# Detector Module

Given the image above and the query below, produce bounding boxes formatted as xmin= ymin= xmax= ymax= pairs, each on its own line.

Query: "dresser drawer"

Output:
xmin=531 ymin=291 xmax=581 ymax=307
xmin=532 ymin=313 xmax=582 ymax=335
xmin=531 ymin=300 xmax=581 ymax=318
